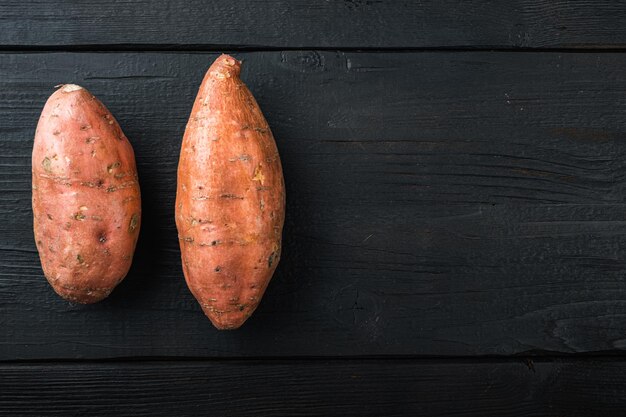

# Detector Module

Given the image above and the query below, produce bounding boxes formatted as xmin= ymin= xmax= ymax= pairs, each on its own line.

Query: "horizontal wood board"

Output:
xmin=2 ymin=359 xmax=625 ymax=416
xmin=2 ymin=51 xmax=626 ymax=359
xmin=2 ymin=1 xmax=626 ymax=49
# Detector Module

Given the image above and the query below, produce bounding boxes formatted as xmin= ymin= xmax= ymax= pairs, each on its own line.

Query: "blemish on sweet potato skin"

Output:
xmin=175 ymin=54 xmax=285 ymax=330
xmin=32 ymin=84 xmax=141 ymax=304
xmin=128 ymin=213 xmax=139 ymax=233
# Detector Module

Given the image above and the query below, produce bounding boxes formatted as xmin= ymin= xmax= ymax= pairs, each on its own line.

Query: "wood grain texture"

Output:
xmin=2 ymin=0 xmax=626 ymax=49
xmin=3 ymin=51 xmax=626 ymax=359
xmin=1 ymin=359 xmax=624 ymax=416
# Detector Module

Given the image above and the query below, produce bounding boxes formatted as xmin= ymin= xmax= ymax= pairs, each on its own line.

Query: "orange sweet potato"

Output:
xmin=176 ymin=55 xmax=285 ymax=329
xmin=32 ymin=84 xmax=141 ymax=303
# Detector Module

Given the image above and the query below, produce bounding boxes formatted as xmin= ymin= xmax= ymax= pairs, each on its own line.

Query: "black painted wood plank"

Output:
xmin=2 ymin=51 xmax=626 ymax=359
xmin=1 ymin=359 xmax=623 ymax=416
xmin=2 ymin=1 xmax=626 ymax=49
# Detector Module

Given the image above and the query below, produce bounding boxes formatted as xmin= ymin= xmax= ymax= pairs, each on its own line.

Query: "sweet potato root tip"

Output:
xmin=61 ymin=84 xmax=83 ymax=93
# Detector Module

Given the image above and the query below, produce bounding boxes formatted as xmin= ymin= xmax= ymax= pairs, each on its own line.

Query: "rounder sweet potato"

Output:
xmin=176 ymin=55 xmax=285 ymax=329
xmin=32 ymin=84 xmax=141 ymax=303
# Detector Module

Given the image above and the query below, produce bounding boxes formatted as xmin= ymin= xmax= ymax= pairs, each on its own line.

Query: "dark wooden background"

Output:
xmin=3 ymin=1 xmax=626 ymax=415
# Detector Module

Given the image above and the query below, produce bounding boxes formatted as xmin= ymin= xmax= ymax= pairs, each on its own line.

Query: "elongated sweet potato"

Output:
xmin=32 ymin=84 xmax=141 ymax=303
xmin=176 ymin=55 xmax=285 ymax=329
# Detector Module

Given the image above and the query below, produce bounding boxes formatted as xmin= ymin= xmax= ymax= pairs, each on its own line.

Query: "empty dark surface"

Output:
xmin=3 ymin=0 xmax=626 ymax=49
xmin=2 ymin=2 xmax=626 ymax=416
xmin=2 ymin=359 xmax=626 ymax=417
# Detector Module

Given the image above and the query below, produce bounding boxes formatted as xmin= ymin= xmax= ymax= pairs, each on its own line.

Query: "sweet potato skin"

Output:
xmin=176 ymin=55 xmax=285 ymax=329
xmin=32 ymin=84 xmax=141 ymax=303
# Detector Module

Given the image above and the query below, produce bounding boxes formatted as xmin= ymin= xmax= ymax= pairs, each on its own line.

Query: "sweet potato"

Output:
xmin=32 ymin=84 xmax=141 ymax=303
xmin=176 ymin=55 xmax=285 ymax=329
